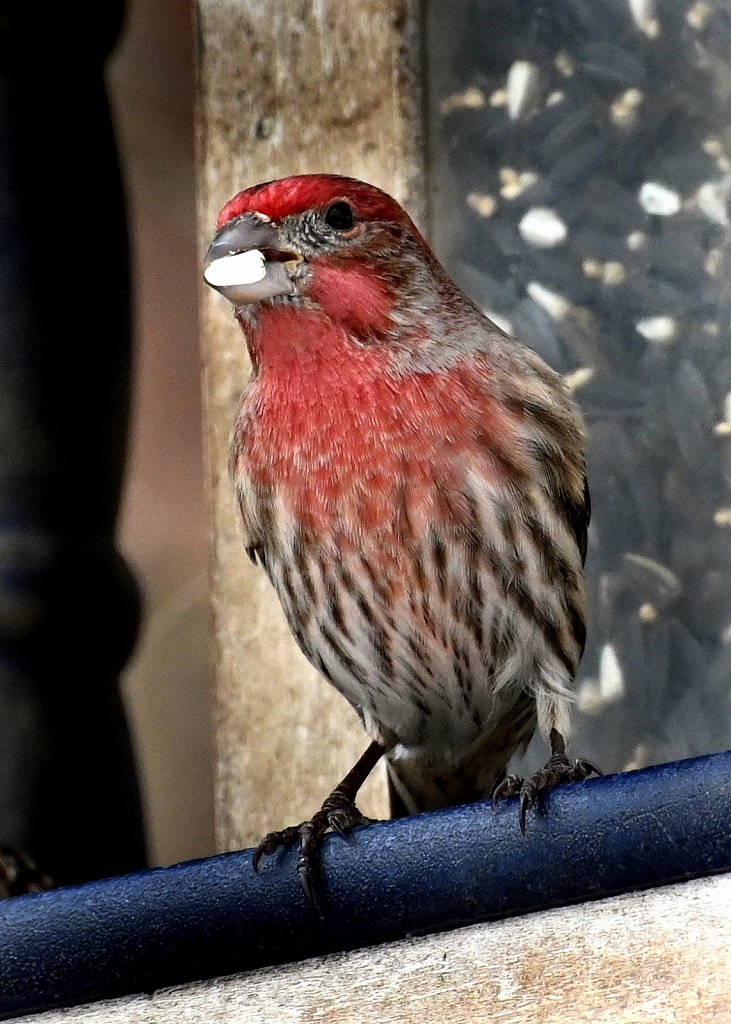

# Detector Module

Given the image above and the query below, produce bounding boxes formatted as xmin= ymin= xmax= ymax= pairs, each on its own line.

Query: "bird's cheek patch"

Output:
xmin=309 ymin=265 xmax=394 ymax=336
xmin=204 ymin=249 xmax=267 ymax=287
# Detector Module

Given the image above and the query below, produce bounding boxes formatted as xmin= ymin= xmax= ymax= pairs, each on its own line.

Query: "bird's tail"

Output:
xmin=385 ymin=691 xmax=537 ymax=817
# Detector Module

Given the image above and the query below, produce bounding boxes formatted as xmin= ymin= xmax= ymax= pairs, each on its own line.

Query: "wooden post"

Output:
xmin=194 ymin=0 xmax=424 ymax=851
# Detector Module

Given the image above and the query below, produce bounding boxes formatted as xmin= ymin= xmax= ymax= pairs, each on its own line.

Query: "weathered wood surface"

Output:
xmin=13 ymin=873 xmax=730 ymax=1022
xmin=195 ymin=0 xmax=424 ymax=850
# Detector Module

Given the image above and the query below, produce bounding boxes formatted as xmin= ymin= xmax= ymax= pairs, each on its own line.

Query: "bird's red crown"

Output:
xmin=216 ymin=174 xmax=416 ymax=231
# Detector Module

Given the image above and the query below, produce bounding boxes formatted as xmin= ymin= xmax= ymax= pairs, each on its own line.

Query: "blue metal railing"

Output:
xmin=1 ymin=750 xmax=730 ymax=1019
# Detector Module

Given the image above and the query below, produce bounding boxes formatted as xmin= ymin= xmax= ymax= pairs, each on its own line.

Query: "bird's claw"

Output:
xmin=252 ymin=790 xmax=373 ymax=915
xmin=251 ymin=825 xmax=302 ymax=872
xmin=0 ymin=844 xmax=53 ymax=900
xmin=493 ymin=754 xmax=601 ymax=832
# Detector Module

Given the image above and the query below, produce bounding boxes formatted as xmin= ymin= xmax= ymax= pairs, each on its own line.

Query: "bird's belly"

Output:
xmin=248 ymin=416 xmax=584 ymax=761
xmin=266 ymin=532 xmax=552 ymax=762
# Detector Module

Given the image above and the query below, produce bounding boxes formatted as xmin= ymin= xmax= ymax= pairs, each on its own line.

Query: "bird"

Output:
xmin=203 ymin=173 xmax=598 ymax=908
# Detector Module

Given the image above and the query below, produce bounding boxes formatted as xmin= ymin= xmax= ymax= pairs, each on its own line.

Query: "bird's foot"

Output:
xmin=252 ymin=740 xmax=384 ymax=914
xmin=252 ymin=789 xmax=374 ymax=915
xmin=493 ymin=730 xmax=601 ymax=833
xmin=0 ymin=844 xmax=53 ymax=900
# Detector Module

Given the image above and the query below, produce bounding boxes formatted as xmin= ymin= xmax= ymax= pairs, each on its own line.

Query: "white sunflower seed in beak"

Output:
xmin=204 ymin=249 xmax=266 ymax=288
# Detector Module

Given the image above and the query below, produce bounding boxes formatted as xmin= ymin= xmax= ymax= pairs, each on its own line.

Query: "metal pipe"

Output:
xmin=1 ymin=749 xmax=730 ymax=1019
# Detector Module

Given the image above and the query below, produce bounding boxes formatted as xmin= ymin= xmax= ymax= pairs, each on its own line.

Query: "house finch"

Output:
xmin=204 ymin=174 xmax=598 ymax=907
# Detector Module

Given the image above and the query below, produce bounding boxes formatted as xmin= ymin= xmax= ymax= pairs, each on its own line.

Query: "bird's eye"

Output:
xmin=324 ymin=201 xmax=355 ymax=231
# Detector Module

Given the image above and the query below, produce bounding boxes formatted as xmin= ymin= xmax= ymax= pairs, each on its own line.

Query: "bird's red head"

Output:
xmin=203 ymin=174 xmax=438 ymax=340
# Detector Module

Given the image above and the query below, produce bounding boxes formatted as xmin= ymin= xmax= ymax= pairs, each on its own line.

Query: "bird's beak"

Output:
xmin=203 ymin=212 xmax=302 ymax=305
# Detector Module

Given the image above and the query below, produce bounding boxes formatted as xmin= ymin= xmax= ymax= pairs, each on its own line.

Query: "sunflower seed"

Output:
xmin=638 ymin=181 xmax=682 ymax=216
